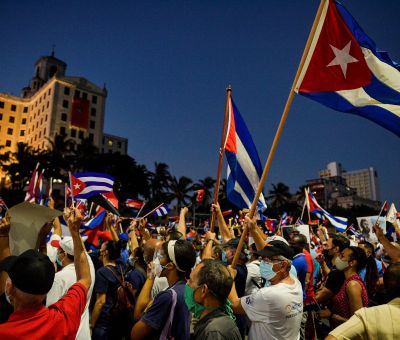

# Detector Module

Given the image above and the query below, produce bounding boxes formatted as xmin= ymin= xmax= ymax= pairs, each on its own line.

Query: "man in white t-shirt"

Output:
xmin=229 ymin=239 xmax=303 ymax=340
xmin=46 ymin=236 xmax=95 ymax=340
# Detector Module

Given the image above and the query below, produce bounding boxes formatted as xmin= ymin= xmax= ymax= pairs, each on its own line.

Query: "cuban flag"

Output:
xmin=295 ymin=0 xmax=400 ymax=137
xmin=154 ymin=204 xmax=169 ymax=217
xmin=224 ymin=97 xmax=267 ymax=213
xmin=306 ymin=189 xmax=347 ymax=232
xmin=71 ymin=172 xmax=114 ymax=199
xmin=126 ymin=199 xmax=145 ymax=210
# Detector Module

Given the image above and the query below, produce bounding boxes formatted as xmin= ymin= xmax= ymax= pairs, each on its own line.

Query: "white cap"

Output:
xmin=266 ymin=235 xmax=289 ymax=246
xmin=60 ymin=236 xmax=74 ymax=256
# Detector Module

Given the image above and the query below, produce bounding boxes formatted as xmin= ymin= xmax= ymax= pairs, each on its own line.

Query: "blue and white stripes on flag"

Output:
xmin=307 ymin=189 xmax=347 ymax=232
xmin=71 ymin=172 xmax=114 ymax=199
xmin=224 ymin=97 xmax=267 ymax=213
xmin=295 ymin=0 xmax=400 ymax=137
xmin=154 ymin=204 xmax=169 ymax=217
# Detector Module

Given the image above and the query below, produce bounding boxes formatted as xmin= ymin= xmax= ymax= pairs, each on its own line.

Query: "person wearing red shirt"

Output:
xmin=0 ymin=207 xmax=92 ymax=340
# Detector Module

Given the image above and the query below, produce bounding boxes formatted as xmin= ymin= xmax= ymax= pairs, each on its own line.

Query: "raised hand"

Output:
xmin=63 ymin=207 xmax=83 ymax=233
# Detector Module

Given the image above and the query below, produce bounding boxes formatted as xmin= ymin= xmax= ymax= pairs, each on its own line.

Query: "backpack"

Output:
xmin=105 ymin=265 xmax=137 ymax=320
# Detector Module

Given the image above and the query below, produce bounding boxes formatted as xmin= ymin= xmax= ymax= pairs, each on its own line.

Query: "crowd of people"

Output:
xmin=0 ymin=201 xmax=399 ymax=339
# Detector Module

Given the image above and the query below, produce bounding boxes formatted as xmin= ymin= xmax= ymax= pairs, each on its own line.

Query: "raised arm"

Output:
xmin=212 ymin=203 xmax=231 ymax=242
xmin=64 ymin=207 xmax=91 ymax=289
xmin=373 ymin=223 xmax=400 ymax=262
xmin=177 ymin=207 xmax=188 ymax=238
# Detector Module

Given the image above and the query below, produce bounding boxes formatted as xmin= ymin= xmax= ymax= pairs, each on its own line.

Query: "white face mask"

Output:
xmin=153 ymin=257 xmax=164 ymax=278
xmin=4 ymin=277 xmax=12 ymax=305
xmin=335 ymin=257 xmax=349 ymax=271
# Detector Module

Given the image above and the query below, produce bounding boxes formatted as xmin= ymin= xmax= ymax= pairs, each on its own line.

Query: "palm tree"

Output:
xmin=167 ymin=176 xmax=193 ymax=211
xmin=74 ymin=137 xmax=99 ymax=171
xmin=267 ymin=182 xmax=291 ymax=209
xmin=150 ymin=162 xmax=172 ymax=202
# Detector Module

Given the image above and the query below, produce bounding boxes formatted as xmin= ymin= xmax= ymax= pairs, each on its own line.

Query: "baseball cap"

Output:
xmin=266 ymin=235 xmax=289 ymax=246
xmin=255 ymin=240 xmax=294 ymax=260
xmin=222 ymin=238 xmax=248 ymax=250
xmin=0 ymin=249 xmax=55 ymax=295
xmin=60 ymin=236 xmax=74 ymax=256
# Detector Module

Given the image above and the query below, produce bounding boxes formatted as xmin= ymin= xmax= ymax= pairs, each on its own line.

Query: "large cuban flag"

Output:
xmin=295 ymin=0 xmax=400 ymax=137
xmin=71 ymin=172 xmax=114 ymax=199
xmin=224 ymin=97 xmax=267 ymax=212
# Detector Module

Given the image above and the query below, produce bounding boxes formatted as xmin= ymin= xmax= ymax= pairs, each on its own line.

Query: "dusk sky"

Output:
xmin=1 ymin=0 xmax=400 ymax=205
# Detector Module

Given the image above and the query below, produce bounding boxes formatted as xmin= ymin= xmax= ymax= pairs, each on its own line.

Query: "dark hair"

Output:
xmin=162 ymin=240 xmax=196 ymax=280
xmin=105 ymin=240 xmax=122 ymax=261
xmin=358 ymin=242 xmax=379 ymax=296
xmin=167 ymin=230 xmax=184 ymax=241
xmin=197 ymin=259 xmax=233 ymax=304
xmin=332 ymin=234 xmax=350 ymax=252
xmin=383 ymin=262 xmax=400 ymax=299
xmin=348 ymin=246 xmax=367 ymax=272
xmin=212 ymin=245 xmax=223 ymax=260
xmin=132 ymin=246 xmax=146 ymax=268
xmin=292 ymin=234 xmax=307 ymax=248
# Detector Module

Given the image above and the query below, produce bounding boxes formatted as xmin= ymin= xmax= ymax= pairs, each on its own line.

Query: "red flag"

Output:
xmin=25 ymin=163 xmax=40 ymax=202
xmin=103 ymin=191 xmax=119 ymax=209
xmin=71 ymin=175 xmax=87 ymax=197
xmin=222 ymin=209 xmax=232 ymax=217
xmin=71 ymin=97 xmax=89 ymax=129
xmin=126 ymin=199 xmax=144 ymax=209
xmin=196 ymin=189 xmax=205 ymax=203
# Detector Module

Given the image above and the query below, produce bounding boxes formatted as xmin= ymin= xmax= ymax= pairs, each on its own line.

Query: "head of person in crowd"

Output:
xmin=55 ymin=236 xmax=75 ymax=268
xmin=335 ymin=246 xmax=367 ymax=274
xmin=289 ymin=234 xmax=307 ymax=255
xmin=154 ymin=239 xmax=196 ymax=283
xmin=381 ymin=242 xmax=400 ymax=267
xmin=222 ymin=238 xmax=248 ymax=265
xmin=249 ymin=243 xmax=260 ymax=262
xmin=99 ymin=240 xmax=121 ymax=265
xmin=165 ymin=229 xmax=184 ymax=242
xmin=358 ymin=241 xmax=379 ymax=295
xmin=1 ymin=249 xmax=55 ymax=308
xmin=383 ymin=262 xmax=400 ymax=302
xmin=212 ymin=245 xmax=223 ymax=261
xmin=128 ymin=246 xmax=146 ymax=269
xmin=324 ymin=233 xmax=350 ymax=260
xmin=185 ymin=259 xmax=234 ymax=319
xmin=143 ymin=238 xmax=163 ymax=264
xmin=256 ymin=240 xmax=294 ymax=284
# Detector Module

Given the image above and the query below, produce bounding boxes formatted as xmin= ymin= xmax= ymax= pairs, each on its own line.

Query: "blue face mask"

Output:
xmin=56 ymin=254 xmax=63 ymax=267
xmin=222 ymin=251 xmax=229 ymax=265
xmin=260 ymin=261 xmax=276 ymax=282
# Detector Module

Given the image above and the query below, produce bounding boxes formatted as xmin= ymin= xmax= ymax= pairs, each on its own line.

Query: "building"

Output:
xmin=0 ymin=52 xmax=128 ymax=184
xmin=102 ymin=133 xmax=128 ymax=154
xmin=306 ymin=161 xmax=380 ymax=210
xmin=342 ymin=167 xmax=380 ymax=201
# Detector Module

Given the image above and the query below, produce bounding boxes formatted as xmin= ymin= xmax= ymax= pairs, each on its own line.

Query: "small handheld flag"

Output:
xmin=71 ymin=172 xmax=114 ymax=199
xmin=126 ymin=199 xmax=145 ymax=210
xmin=195 ymin=189 xmax=205 ymax=204
xmin=154 ymin=204 xmax=169 ymax=217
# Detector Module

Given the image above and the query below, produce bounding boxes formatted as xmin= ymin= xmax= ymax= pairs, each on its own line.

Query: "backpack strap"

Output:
xmin=159 ymin=288 xmax=177 ymax=340
xmin=105 ymin=265 xmax=124 ymax=285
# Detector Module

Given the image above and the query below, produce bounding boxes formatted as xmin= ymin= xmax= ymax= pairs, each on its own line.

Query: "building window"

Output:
xmin=45 ymin=115 xmax=48 ymax=122
xmin=23 ymin=106 xmax=28 ymax=113
xmin=78 ymin=130 xmax=84 ymax=139
xmin=60 ymin=126 xmax=66 ymax=135
xmin=5 ymin=140 xmax=11 ymax=147
xmin=39 ymin=131 xmax=41 ymax=138
xmin=0 ymin=101 xmax=4 ymax=108
xmin=92 ymin=95 xmax=97 ymax=104
xmin=47 ymin=101 xmax=49 ymax=108
xmin=61 ymin=113 xmax=67 ymax=121
xmin=44 ymin=127 xmax=46 ymax=135
xmin=11 ymin=104 xmax=16 ymax=112
xmin=118 ymin=141 xmax=122 ymax=148
xmin=89 ymin=133 xmax=94 ymax=142
xmin=7 ymin=128 xmax=13 ymax=135
xmin=75 ymin=90 xmax=80 ymax=97
xmin=91 ymin=108 xmax=96 ymax=116
xmin=64 ymin=87 xmax=70 ymax=95
xmin=20 ymin=130 xmax=25 ymax=136
xmin=22 ymin=118 xmax=26 ymax=124
xmin=48 ymin=89 xmax=51 ymax=95
xmin=108 ymin=139 xmax=113 ymax=146
xmin=0 ymin=113 xmax=3 ymax=120
xmin=62 ymin=100 xmax=68 ymax=108
xmin=9 ymin=116 xmax=15 ymax=123
xmin=90 ymin=120 xmax=95 ymax=129
xmin=71 ymin=128 xmax=76 ymax=138
xmin=82 ymin=92 xmax=88 ymax=100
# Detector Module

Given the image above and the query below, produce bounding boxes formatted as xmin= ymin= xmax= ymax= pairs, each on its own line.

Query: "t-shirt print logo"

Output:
xmin=245 ymin=296 xmax=254 ymax=305
xmin=285 ymin=302 xmax=303 ymax=319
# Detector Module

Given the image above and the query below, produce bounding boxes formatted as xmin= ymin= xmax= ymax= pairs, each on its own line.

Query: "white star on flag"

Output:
xmin=74 ymin=183 xmax=81 ymax=190
xmin=326 ymin=41 xmax=358 ymax=78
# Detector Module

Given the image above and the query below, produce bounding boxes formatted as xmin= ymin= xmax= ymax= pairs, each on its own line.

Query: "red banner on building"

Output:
xmin=71 ymin=97 xmax=89 ymax=129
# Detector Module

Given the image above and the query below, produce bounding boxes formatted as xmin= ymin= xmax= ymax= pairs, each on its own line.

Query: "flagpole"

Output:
xmin=210 ymin=86 xmax=231 ymax=233
xmin=68 ymin=172 xmax=75 ymax=208
xmin=231 ymin=0 xmax=327 ymax=268
xmin=141 ymin=203 xmax=165 ymax=219
xmin=306 ymin=187 xmax=311 ymax=222
xmin=135 ymin=201 xmax=146 ymax=218
xmin=88 ymin=202 xmax=94 ymax=218
xmin=373 ymin=201 xmax=387 ymax=227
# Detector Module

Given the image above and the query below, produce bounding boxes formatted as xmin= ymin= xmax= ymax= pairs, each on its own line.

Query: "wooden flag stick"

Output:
xmin=68 ymin=172 xmax=75 ymax=208
xmin=141 ymin=203 xmax=165 ymax=219
xmin=135 ymin=201 xmax=147 ymax=218
xmin=231 ymin=0 xmax=327 ymax=268
xmin=210 ymin=86 xmax=232 ymax=233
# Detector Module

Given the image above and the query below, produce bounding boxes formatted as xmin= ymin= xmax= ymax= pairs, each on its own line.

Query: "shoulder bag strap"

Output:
xmin=159 ymin=288 xmax=177 ymax=340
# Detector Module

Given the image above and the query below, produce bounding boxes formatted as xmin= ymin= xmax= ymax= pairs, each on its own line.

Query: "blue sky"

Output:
xmin=1 ymin=0 xmax=399 ymax=205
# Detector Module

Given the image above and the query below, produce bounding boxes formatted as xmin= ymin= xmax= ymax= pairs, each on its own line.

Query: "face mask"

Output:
xmin=184 ymin=284 xmax=206 ymax=319
xmin=56 ymin=254 xmax=63 ymax=267
xmin=128 ymin=256 xmax=136 ymax=267
xmin=222 ymin=251 xmax=229 ymax=265
xmin=335 ymin=257 xmax=349 ymax=271
xmin=260 ymin=261 xmax=277 ymax=282
xmin=4 ymin=278 xmax=12 ymax=305
xmin=153 ymin=257 xmax=169 ymax=278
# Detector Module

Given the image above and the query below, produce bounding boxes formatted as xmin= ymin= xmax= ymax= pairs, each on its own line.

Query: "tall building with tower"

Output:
xmin=0 ymin=52 xmax=128 ymax=185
